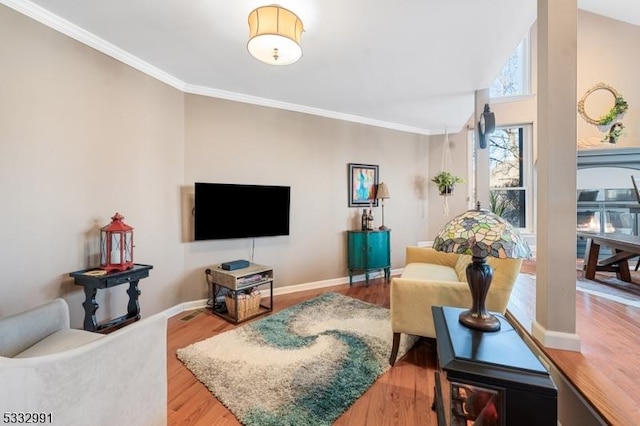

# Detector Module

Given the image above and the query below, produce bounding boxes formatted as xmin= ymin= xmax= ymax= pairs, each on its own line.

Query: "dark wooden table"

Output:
xmin=432 ymin=306 xmax=557 ymax=426
xmin=70 ymin=264 xmax=153 ymax=333
xmin=577 ymin=231 xmax=640 ymax=283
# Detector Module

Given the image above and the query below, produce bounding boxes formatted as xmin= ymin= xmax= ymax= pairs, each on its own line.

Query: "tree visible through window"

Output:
xmin=490 ymin=37 xmax=528 ymax=97
xmin=489 ymin=127 xmax=529 ymax=228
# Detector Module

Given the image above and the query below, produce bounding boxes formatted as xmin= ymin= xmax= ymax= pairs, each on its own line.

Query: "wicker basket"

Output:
xmin=225 ymin=290 xmax=261 ymax=321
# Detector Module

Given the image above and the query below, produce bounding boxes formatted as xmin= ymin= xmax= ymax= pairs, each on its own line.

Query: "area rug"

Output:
xmin=576 ymin=277 xmax=640 ymax=307
xmin=523 ymin=271 xmax=640 ymax=308
xmin=176 ymin=292 xmax=417 ymax=426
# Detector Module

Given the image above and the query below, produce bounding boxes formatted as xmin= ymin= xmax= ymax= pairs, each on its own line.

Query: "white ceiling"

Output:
xmin=4 ymin=0 xmax=639 ymax=134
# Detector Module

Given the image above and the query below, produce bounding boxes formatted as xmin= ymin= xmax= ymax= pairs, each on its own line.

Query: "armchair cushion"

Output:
xmin=403 ymin=262 xmax=459 ymax=282
xmin=454 ymin=254 xmax=473 ymax=282
xmin=15 ymin=329 xmax=103 ymax=358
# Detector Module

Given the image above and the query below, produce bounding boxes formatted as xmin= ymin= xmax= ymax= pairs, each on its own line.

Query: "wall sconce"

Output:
xmin=478 ymin=103 xmax=496 ymax=149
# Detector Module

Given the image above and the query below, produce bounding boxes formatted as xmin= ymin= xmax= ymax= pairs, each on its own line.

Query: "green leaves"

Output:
xmin=431 ymin=171 xmax=464 ymax=192
xmin=597 ymin=96 xmax=628 ymax=126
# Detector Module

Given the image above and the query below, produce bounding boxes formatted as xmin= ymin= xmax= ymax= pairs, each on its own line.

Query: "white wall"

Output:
xmin=426 ymin=130 xmax=471 ymax=237
xmin=181 ymin=95 xmax=431 ymax=302
xmin=0 ymin=4 xmax=433 ymax=324
xmin=577 ymin=11 xmax=640 ymax=148
xmin=0 ymin=6 xmax=186 ymax=326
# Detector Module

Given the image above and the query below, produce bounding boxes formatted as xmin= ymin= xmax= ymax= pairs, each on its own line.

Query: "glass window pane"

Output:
xmin=489 ymin=125 xmax=527 ymax=229
xmin=489 ymin=128 xmax=523 ymax=189
xmin=490 ymin=189 xmax=526 ymax=228
xmin=490 ymin=39 xmax=525 ymax=97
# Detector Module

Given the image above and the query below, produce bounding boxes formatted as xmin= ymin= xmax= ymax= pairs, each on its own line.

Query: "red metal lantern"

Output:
xmin=100 ymin=212 xmax=134 ymax=272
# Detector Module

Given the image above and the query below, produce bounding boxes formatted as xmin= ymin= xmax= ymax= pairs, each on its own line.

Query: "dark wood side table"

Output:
xmin=70 ymin=264 xmax=153 ymax=333
xmin=432 ymin=306 xmax=557 ymax=426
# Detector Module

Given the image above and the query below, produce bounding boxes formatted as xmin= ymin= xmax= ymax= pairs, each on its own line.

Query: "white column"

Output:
xmin=533 ymin=0 xmax=581 ymax=351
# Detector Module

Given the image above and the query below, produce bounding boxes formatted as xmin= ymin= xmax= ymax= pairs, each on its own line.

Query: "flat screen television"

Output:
xmin=194 ymin=182 xmax=291 ymax=241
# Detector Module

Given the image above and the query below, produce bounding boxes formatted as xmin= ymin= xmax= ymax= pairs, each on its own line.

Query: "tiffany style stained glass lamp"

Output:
xmin=433 ymin=202 xmax=531 ymax=331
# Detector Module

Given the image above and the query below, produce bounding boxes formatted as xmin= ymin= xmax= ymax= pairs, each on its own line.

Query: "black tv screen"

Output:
xmin=194 ymin=182 xmax=291 ymax=240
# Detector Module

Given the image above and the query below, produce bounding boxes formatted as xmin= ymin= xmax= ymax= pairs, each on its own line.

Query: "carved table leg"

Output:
xmin=127 ymin=280 xmax=141 ymax=320
xmin=82 ymin=286 xmax=99 ymax=332
xmin=583 ymin=238 xmax=600 ymax=280
xmin=615 ymin=250 xmax=632 ymax=282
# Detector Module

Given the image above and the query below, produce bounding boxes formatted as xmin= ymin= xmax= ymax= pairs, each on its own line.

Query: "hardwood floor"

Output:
xmin=509 ymin=261 xmax=640 ymax=426
xmin=167 ymin=262 xmax=640 ymax=425
xmin=167 ymin=280 xmax=439 ymax=426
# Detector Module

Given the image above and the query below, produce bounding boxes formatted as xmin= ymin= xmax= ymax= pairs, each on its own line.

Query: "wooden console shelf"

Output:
xmin=70 ymin=264 xmax=153 ymax=333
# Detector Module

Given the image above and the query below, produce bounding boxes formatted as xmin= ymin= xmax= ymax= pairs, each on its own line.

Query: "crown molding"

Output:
xmin=2 ymin=0 xmax=431 ymax=135
xmin=185 ymin=84 xmax=431 ymax=135
xmin=1 ymin=0 xmax=186 ymax=91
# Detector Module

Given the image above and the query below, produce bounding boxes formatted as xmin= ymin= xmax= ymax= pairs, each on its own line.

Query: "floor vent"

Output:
xmin=180 ymin=309 xmax=205 ymax=321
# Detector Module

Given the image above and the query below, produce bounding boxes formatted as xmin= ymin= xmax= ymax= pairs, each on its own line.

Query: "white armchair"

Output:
xmin=0 ymin=298 xmax=167 ymax=426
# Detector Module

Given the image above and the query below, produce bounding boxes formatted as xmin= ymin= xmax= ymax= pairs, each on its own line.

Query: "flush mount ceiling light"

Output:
xmin=247 ymin=5 xmax=304 ymax=65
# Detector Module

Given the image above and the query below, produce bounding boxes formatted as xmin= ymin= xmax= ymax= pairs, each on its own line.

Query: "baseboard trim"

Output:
xmin=531 ymin=320 xmax=582 ymax=352
xmin=163 ymin=268 xmax=404 ymax=316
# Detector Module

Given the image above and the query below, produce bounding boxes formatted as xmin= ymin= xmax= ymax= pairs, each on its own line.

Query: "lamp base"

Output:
xmin=458 ymin=310 xmax=501 ymax=332
xmin=459 ymin=256 xmax=501 ymax=332
xmin=378 ymin=225 xmax=389 ymax=230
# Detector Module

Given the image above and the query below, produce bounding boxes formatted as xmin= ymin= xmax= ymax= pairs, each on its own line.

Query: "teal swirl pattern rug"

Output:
xmin=177 ymin=292 xmax=417 ymax=426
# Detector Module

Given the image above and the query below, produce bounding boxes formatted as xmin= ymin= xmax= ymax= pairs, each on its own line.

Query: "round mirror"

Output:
xmin=578 ymin=83 xmax=628 ymax=129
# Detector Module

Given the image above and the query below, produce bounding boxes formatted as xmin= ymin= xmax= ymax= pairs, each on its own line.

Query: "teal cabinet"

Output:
xmin=347 ymin=230 xmax=391 ymax=286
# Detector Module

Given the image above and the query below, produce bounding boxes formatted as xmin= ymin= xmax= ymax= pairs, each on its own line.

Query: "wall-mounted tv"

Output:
xmin=194 ymin=182 xmax=290 ymax=241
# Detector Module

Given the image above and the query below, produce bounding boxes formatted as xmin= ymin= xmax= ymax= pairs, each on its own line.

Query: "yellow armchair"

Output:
xmin=389 ymin=246 xmax=522 ymax=365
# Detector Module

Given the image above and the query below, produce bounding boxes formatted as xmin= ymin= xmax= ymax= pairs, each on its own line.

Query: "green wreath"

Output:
xmin=578 ymin=83 xmax=628 ymax=129
xmin=597 ymin=96 xmax=628 ymax=126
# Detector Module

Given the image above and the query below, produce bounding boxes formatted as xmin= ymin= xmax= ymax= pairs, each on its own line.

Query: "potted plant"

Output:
xmin=602 ymin=122 xmax=625 ymax=144
xmin=431 ymin=171 xmax=464 ymax=195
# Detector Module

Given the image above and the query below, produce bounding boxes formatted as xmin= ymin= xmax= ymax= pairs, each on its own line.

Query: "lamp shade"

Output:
xmin=376 ymin=182 xmax=390 ymax=199
xmin=433 ymin=203 xmax=530 ymax=331
xmin=247 ymin=5 xmax=304 ymax=65
xmin=433 ymin=205 xmax=531 ymax=260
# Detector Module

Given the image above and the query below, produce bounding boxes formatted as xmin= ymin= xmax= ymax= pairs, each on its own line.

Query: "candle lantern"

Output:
xmin=100 ymin=212 xmax=134 ymax=272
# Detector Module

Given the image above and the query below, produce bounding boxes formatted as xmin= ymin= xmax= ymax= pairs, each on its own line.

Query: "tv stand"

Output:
xmin=206 ymin=263 xmax=273 ymax=324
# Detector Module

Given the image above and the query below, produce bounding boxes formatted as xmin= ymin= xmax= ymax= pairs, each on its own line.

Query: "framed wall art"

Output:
xmin=348 ymin=163 xmax=379 ymax=207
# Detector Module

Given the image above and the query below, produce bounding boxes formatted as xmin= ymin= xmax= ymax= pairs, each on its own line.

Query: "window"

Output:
xmin=490 ymin=34 xmax=530 ymax=98
xmin=488 ymin=125 xmax=532 ymax=229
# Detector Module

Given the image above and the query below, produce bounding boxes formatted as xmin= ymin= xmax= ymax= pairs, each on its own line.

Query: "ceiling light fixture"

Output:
xmin=247 ymin=5 xmax=304 ymax=65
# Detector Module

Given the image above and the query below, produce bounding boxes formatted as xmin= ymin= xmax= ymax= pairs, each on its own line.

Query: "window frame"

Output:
xmin=489 ymin=32 xmax=532 ymax=100
xmin=487 ymin=123 xmax=534 ymax=232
